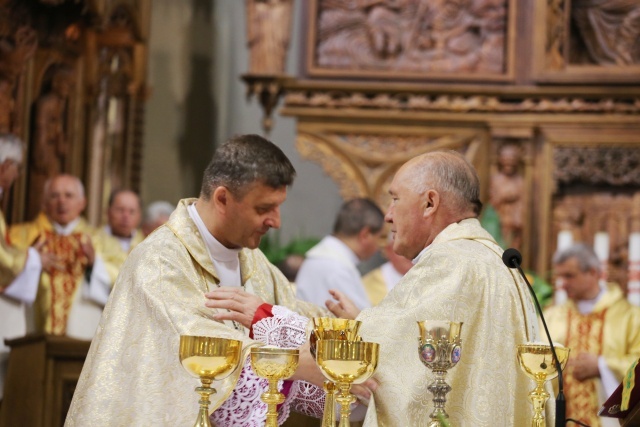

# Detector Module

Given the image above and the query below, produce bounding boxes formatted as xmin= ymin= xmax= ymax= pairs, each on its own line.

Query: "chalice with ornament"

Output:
xmin=250 ymin=346 xmax=299 ymax=427
xmin=310 ymin=317 xmax=362 ymax=427
xmin=417 ymin=320 xmax=463 ymax=427
xmin=316 ymin=339 xmax=379 ymax=427
xmin=517 ymin=343 xmax=570 ymax=427
xmin=179 ymin=335 xmax=243 ymax=427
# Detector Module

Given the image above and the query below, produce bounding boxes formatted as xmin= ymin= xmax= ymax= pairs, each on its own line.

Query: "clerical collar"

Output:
xmin=413 ymin=245 xmax=431 ymax=264
xmin=576 ymin=280 xmax=606 ymax=314
xmin=105 ymin=225 xmax=134 ymax=252
xmin=53 ymin=217 xmax=81 ymax=236
xmin=187 ymin=203 xmax=240 ymax=262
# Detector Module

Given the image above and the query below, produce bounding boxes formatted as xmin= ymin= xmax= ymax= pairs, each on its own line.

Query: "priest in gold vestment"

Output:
xmin=209 ymin=150 xmax=543 ymax=426
xmin=545 ymin=243 xmax=640 ymax=427
xmin=65 ymin=135 xmax=329 ymax=426
xmin=1 ymin=133 xmax=52 ymax=401
xmin=9 ymin=174 xmax=124 ymax=339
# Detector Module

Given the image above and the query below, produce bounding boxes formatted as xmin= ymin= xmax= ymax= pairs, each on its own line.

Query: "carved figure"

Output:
xmin=246 ymin=0 xmax=294 ymax=74
xmin=572 ymin=0 xmax=640 ymax=65
xmin=27 ymin=64 xmax=75 ymax=219
xmin=0 ymin=76 xmax=13 ymax=133
xmin=489 ymin=143 xmax=524 ymax=248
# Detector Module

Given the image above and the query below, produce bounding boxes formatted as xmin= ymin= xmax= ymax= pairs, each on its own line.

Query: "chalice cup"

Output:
xmin=179 ymin=335 xmax=243 ymax=427
xmin=316 ymin=339 xmax=379 ymax=427
xmin=517 ymin=344 xmax=570 ymax=427
xmin=417 ymin=320 xmax=463 ymax=427
xmin=250 ymin=347 xmax=299 ymax=427
xmin=310 ymin=317 xmax=362 ymax=427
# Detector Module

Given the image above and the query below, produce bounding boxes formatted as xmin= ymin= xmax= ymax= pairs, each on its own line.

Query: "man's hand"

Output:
xmin=326 ymin=289 xmax=360 ymax=320
xmin=80 ymin=234 xmax=95 ymax=266
xmin=204 ymin=288 xmax=265 ymax=329
xmin=571 ymin=352 xmax=599 ymax=381
xmin=33 ymin=236 xmax=61 ymax=273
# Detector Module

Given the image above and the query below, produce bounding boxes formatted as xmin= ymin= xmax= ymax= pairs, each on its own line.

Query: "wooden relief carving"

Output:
xmin=570 ymin=0 xmax=640 ymax=66
xmin=554 ymin=147 xmax=640 ymax=186
xmin=537 ymin=0 xmax=640 ymax=81
xmin=296 ymin=130 xmax=483 ymax=208
xmin=306 ymin=0 xmax=513 ymax=79
xmin=285 ymin=90 xmax=640 ymax=113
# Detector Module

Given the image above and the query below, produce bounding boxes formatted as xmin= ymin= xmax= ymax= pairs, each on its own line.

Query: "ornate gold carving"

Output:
xmin=295 ymin=131 xmax=481 ymax=208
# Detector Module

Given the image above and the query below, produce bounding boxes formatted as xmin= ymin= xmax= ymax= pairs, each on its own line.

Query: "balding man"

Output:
xmin=9 ymin=174 xmax=122 ymax=339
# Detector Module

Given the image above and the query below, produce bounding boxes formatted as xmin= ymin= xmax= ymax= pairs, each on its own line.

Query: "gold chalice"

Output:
xmin=517 ymin=343 xmax=570 ymax=427
xmin=310 ymin=317 xmax=362 ymax=426
xmin=417 ymin=320 xmax=463 ymax=427
xmin=316 ymin=339 xmax=379 ymax=427
xmin=179 ymin=335 xmax=243 ymax=427
xmin=250 ymin=347 xmax=299 ymax=427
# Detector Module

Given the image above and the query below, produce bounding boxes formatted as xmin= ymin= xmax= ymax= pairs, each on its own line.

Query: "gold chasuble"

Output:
xmin=359 ymin=219 xmax=540 ymax=427
xmin=545 ymin=284 xmax=640 ymax=427
xmin=65 ymin=199 xmax=329 ymax=426
xmin=8 ymin=213 xmax=122 ymax=335
xmin=0 ymin=211 xmax=27 ymax=290
xmin=362 ymin=267 xmax=388 ymax=306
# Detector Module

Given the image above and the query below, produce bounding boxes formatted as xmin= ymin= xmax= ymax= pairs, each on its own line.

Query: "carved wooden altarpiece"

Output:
xmin=0 ymin=0 xmax=150 ymax=225
xmin=244 ymin=0 xmax=640 ymax=289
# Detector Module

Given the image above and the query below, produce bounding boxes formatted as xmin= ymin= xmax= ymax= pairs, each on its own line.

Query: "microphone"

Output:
xmin=502 ymin=248 xmax=566 ymax=427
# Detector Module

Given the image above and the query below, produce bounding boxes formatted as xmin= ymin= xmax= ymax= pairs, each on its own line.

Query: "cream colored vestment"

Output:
xmin=359 ymin=218 xmax=541 ymax=427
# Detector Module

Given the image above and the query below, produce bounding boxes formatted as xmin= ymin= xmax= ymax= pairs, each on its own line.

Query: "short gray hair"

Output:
xmin=409 ymin=150 xmax=482 ymax=216
xmin=552 ymin=243 xmax=601 ymax=273
xmin=0 ymin=133 xmax=24 ymax=164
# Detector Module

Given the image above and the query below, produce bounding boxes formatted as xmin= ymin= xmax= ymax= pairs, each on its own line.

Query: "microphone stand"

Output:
xmin=509 ymin=255 xmax=566 ymax=427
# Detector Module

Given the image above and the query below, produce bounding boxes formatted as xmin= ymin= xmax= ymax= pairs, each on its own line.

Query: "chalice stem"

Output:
xmin=335 ymin=383 xmax=356 ymax=427
xmin=529 ymin=381 xmax=550 ymax=427
xmin=428 ymin=370 xmax=452 ymax=425
xmin=263 ymin=379 xmax=285 ymax=427
xmin=194 ymin=382 xmax=216 ymax=427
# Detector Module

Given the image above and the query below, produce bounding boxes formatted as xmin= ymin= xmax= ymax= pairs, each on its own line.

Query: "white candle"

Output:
xmin=594 ymin=232 xmax=609 ymax=281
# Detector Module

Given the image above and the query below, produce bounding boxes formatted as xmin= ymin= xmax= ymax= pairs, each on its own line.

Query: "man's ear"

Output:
xmin=423 ymin=189 xmax=440 ymax=218
xmin=213 ymin=186 xmax=229 ymax=210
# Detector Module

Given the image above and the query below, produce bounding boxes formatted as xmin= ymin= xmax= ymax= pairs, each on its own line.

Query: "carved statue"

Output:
xmin=0 ymin=75 xmax=13 ymax=133
xmin=27 ymin=63 xmax=75 ymax=219
xmin=0 ymin=25 xmax=38 ymax=133
xmin=489 ymin=143 xmax=525 ymax=249
xmin=246 ymin=0 xmax=294 ymax=74
xmin=571 ymin=0 xmax=640 ymax=65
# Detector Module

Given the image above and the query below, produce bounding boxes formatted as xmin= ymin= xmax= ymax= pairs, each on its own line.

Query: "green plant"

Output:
xmin=259 ymin=230 xmax=320 ymax=265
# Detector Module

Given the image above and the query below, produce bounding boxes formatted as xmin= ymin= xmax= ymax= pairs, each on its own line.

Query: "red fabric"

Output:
xmin=250 ymin=303 xmax=273 ymax=339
